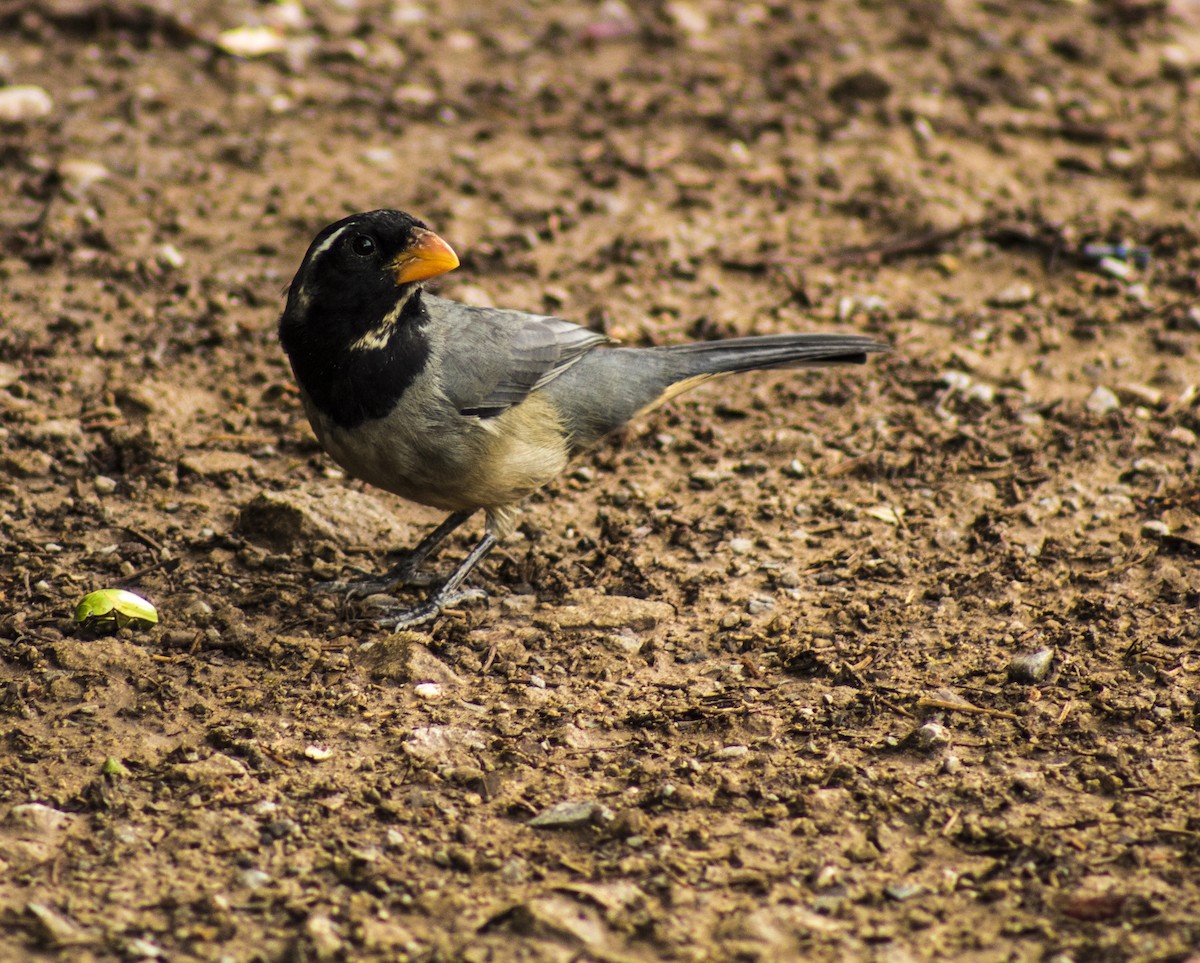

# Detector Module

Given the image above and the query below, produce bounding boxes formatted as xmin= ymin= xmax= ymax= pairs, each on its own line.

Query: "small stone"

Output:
xmin=941 ymin=754 xmax=962 ymax=775
xmin=1008 ymin=648 xmax=1054 ymax=683
xmin=1085 ymin=385 xmax=1120 ymax=415
xmin=885 ymin=883 xmax=926 ymax=902
xmin=156 ymin=243 xmax=186 ymax=270
xmin=907 ymin=721 xmax=950 ymax=753
xmin=712 ymin=745 xmax=749 ymax=760
xmin=0 ymin=85 xmax=53 ymax=122
xmin=550 ymin=590 xmax=674 ymax=631
xmin=414 ymin=682 xmax=443 ymax=699
xmin=305 ymin=913 xmax=343 ymax=960
xmin=829 ymin=69 xmax=892 ymax=103
xmin=237 ymin=868 xmax=271 ymax=889
xmin=59 ymin=159 xmax=110 ymax=191
xmin=179 ymin=451 xmax=254 ymax=478
xmin=236 ymin=484 xmax=407 ymax=551
xmin=1141 ymin=520 xmax=1170 ymax=539
xmin=303 ymin=745 xmax=333 ymax=762
xmin=728 ymin=538 xmax=755 ymax=555
xmin=93 ymin=475 xmax=118 ymax=494
xmin=172 ymin=753 xmax=249 ymax=786
xmin=988 ymin=282 xmax=1034 ymax=307
xmin=746 ymin=596 xmax=775 ymax=616
xmin=1115 ymin=383 xmax=1163 ymax=407
xmin=528 ymin=800 xmax=610 ymax=829
xmin=25 ymin=903 xmax=85 ymax=945
xmin=216 ymin=25 xmax=286 ymax=57
xmin=1096 ymin=256 xmax=1130 ymax=279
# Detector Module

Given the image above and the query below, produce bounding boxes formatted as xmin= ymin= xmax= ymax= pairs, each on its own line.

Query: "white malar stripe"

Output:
xmin=348 ymin=285 xmax=416 ymax=353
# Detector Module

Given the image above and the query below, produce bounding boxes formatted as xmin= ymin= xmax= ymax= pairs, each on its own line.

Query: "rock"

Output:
xmin=357 ymin=636 xmax=461 ymax=685
xmin=0 ymin=804 xmax=80 ymax=874
xmin=548 ymin=590 xmax=674 ymax=631
xmin=1086 ymin=385 xmax=1120 ymax=415
xmin=51 ymin=639 xmax=151 ymax=673
xmin=236 ymin=484 xmax=407 ymax=551
xmin=906 ymin=721 xmax=950 ymax=753
xmin=170 ymin=752 xmax=249 ymax=786
xmin=529 ymin=799 xmax=612 ymax=828
xmin=216 ymin=25 xmax=286 ymax=57
xmin=179 ymin=451 xmax=255 ymax=478
xmin=59 ymin=159 xmax=110 ymax=192
xmin=988 ymin=282 xmax=1034 ymax=307
xmin=0 ymin=85 xmax=53 ymax=122
xmin=237 ymin=868 xmax=271 ymax=889
xmin=403 ymin=725 xmax=488 ymax=764
xmin=746 ymin=596 xmax=775 ymax=615
xmin=829 ymin=69 xmax=892 ymax=103
xmin=305 ymin=913 xmax=343 ymax=960
xmin=25 ymin=902 xmax=87 ymax=946
xmin=1008 ymin=647 xmax=1054 ymax=682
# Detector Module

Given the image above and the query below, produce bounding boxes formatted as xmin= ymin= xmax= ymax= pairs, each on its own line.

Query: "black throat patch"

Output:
xmin=280 ymin=288 xmax=432 ymax=430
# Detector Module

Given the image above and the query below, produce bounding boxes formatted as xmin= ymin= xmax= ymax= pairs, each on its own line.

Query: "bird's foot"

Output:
xmin=374 ymin=586 xmax=488 ymax=630
xmin=315 ymin=558 xmax=435 ymax=598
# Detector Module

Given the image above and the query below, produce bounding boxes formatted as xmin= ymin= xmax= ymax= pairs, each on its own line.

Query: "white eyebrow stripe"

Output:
xmin=307 ymin=224 xmax=351 ymax=264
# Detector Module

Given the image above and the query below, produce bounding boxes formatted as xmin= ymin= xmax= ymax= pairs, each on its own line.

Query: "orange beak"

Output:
xmin=390 ymin=228 xmax=460 ymax=285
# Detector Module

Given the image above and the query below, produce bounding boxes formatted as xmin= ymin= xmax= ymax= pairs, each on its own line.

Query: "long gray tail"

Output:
xmin=662 ymin=333 xmax=888 ymax=377
xmin=546 ymin=332 xmax=888 ymax=450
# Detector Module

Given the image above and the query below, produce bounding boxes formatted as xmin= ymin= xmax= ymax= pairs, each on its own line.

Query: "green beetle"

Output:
xmin=74 ymin=589 xmax=159 ymax=633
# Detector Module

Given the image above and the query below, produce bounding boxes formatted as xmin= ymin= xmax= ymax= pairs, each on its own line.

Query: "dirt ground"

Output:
xmin=1 ymin=0 xmax=1199 ymax=960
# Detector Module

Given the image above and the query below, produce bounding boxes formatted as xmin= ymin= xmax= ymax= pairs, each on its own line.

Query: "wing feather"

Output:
xmin=423 ymin=295 xmax=612 ymax=418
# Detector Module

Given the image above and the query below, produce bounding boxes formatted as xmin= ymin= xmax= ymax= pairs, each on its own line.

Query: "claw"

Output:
xmin=375 ymin=587 xmax=488 ymax=630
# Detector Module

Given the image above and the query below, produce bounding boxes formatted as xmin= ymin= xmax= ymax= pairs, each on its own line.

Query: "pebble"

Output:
xmin=746 ymin=596 xmax=775 ymax=616
xmin=1008 ymin=648 xmax=1054 ymax=683
xmin=1141 ymin=520 xmax=1170 ymax=539
xmin=179 ymin=451 xmax=254 ymax=478
xmin=907 ymin=721 xmax=950 ymax=753
xmin=216 ymin=26 xmax=287 ymax=57
xmin=59 ymin=159 xmax=110 ymax=191
xmin=305 ymin=913 xmax=343 ymax=960
xmin=1085 ymin=385 xmax=1120 ymax=415
xmin=728 ymin=538 xmax=755 ymax=555
xmin=93 ymin=475 xmax=118 ymax=495
xmin=711 ymin=745 xmax=749 ymax=760
xmin=0 ymin=85 xmax=53 ymax=122
xmin=303 ymin=745 xmax=333 ymax=762
xmin=1115 ymin=383 xmax=1163 ymax=407
xmin=413 ymin=682 xmax=443 ymax=699
xmin=551 ymin=590 xmax=674 ymax=631
xmin=156 ymin=243 xmax=186 ymax=270
xmin=988 ymin=282 xmax=1034 ymax=307
xmin=237 ymin=868 xmax=271 ymax=889
xmin=528 ymin=799 xmax=611 ymax=829
xmin=26 ymin=902 xmax=85 ymax=944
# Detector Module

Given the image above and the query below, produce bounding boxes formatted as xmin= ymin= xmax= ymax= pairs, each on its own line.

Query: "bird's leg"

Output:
xmin=316 ymin=510 xmax=475 ymax=597
xmin=375 ymin=532 xmax=498 ymax=630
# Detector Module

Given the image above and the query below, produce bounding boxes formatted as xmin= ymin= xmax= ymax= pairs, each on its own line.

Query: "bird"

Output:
xmin=279 ymin=209 xmax=888 ymax=629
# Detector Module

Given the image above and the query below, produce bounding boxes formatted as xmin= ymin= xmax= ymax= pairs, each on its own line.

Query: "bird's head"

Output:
xmin=280 ymin=209 xmax=459 ymax=351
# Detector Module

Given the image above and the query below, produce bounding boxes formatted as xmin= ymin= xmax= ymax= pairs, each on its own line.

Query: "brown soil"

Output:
xmin=2 ymin=1 xmax=1199 ymax=960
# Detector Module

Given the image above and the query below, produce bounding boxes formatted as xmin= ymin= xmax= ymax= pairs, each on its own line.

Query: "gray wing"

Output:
xmin=423 ymin=294 xmax=612 ymax=418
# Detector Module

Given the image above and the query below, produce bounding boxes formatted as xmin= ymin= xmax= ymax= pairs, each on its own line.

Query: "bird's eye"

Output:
xmin=349 ymin=234 xmax=376 ymax=257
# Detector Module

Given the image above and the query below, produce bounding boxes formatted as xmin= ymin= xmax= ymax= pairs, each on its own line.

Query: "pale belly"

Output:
xmin=301 ymin=390 xmax=570 ymax=517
